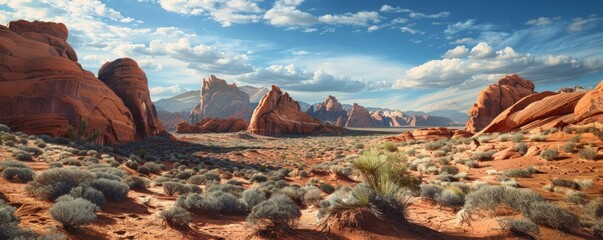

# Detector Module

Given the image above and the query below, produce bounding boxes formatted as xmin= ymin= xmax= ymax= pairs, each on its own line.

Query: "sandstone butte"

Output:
xmin=385 ymin=127 xmax=472 ymax=142
xmin=175 ymin=117 xmax=247 ymax=134
xmin=248 ymin=85 xmax=343 ymax=135
xmin=345 ymin=103 xmax=375 ymax=128
xmin=306 ymin=95 xmax=348 ymax=125
xmin=479 ymin=79 xmax=603 ymax=134
xmin=189 ymin=75 xmax=252 ymax=123
xmin=465 ymin=74 xmax=536 ymax=133
xmin=0 ymin=20 xmax=163 ymax=144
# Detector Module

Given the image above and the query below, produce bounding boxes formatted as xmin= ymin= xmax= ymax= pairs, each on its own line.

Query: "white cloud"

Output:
xmin=400 ymin=26 xmax=424 ymax=35
xmin=469 ymin=42 xmax=494 ymax=59
xmin=526 ymin=17 xmax=552 ymax=26
xmin=409 ymin=11 xmax=450 ymax=19
xmin=391 ymin=17 xmax=408 ymax=24
xmin=379 ymin=5 xmax=411 ymax=13
xmin=158 ymin=0 xmax=262 ymax=26
xmin=292 ymin=50 xmax=309 ymax=55
xmin=445 ymin=19 xmax=496 ymax=35
xmin=318 ymin=11 xmax=380 ymax=26
xmin=138 ymin=58 xmax=163 ymax=71
xmin=450 ymin=37 xmax=474 ymax=44
xmin=443 ymin=46 xmax=468 ymax=58
xmin=568 ymin=16 xmax=599 ymax=32
xmin=154 ymin=27 xmax=185 ymax=36
xmin=367 ymin=25 xmax=380 ymax=32
xmin=263 ymin=6 xmax=317 ymax=26
xmin=394 ymin=43 xmax=603 ymax=89
xmin=149 ymin=84 xmax=188 ymax=100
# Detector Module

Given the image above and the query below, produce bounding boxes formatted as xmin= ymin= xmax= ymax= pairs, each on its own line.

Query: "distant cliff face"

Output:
xmin=345 ymin=103 xmax=375 ymax=128
xmin=248 ymin=85 xmax=324 ymax=135
xmin=307 ymin=95 xmax=348 ymax=125
xmin=0 ymin=20 xmax=163 ymax=144
xmin=465 ymin=74 xmax=536 ymax=133
xmin=189 ymin=75 xmax=253 ymax=122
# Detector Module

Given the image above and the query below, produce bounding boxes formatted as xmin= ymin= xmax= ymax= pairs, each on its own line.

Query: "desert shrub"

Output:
xmin=569 ymin=135 xmax=581 ymax=143
xmin=242 ymin=187 xmax=267 ymax=209
xmin=163 ymin=182 xmax=190 ymax=196
xmin=562 ymin=143 xmax=576 ymax=153
xmin=89 ymin=179 xmax=129 ymax=201
xmin=303 ymin=187 xmax=322 ymax=207
xmin=1 ymin=167 xmax=35 ymax=182
xmin=539 ymin=149 xmax=559 ymax=161
xmin=477 ymin=135 xmax=493 ymax=143
xmin=49 ymin=198 xmax=98 ymax=230
xmin=2 ymin=133 xmax=16 ymax=141
xmin=175 ymin=171 xmax=193 ymax=180
xmin=125 ymin=161 xmax=138 ymax=170
xmin=193 ymin=172 xmax=221 ymax=184
xmin=471 ymin=150 xmax=496 ymax=161
xmin=433 ymin=150 xmax=447 ymax=157
xmin=524 ymin=201 xmax=579 ymax=230
xmin=141 ymin=162 xmax=162 ymax=174
xmin=529 ymin=134 xmax=547 ymax=142
xmin=247 ymin=194 xmax=301 ymax=233
xmin=123 ymin=176 xmax=148 ymax=190
xmin=565 ymin=191 xmax=589 ymax=205
xmin=26 ymin=168 xmax=95 ymax=200
xmin=552 ymin=178 xmax=580 ymax=189
xmin=439 ymin=165 xmax=459 ymax=175
xmin=436 ymin=188 xmax=465 ymax=208
xmin=250 ymin=174 xmax=268 ymax=183
xmin=36 ymin=142 xmax=47 ymax=148
xmin=579 ymin=148 xmax=597 ymax=160
xmin=68 ymin=186 xmax=106 ymax=206
xmin=136 ymin=166 xmax=151 ymax=174
xmin=18 ymin=146 xmax=43 ymax=155
xmin=503 ymin=168 xmax=532 ymax=178
xmin=12 ymin=151 xmax=33 ymax=161
xmin=205 ymin=191 xmax=247 ymax=215
xmin=420 ymin=184 xmax=443 ymax=199
xmin=464 ymin=160 xmax=478 ymax=168
xmin=160 ymin=206 xmax=191 ymax=228
xmin=405 ymin=148 xmax=416 ymax=156
xmin=226 ymin=179 xmax=244 ymax=186
xmin=498 ymin=219 xmax=540 ymax=239
xmin=319 ymin=183 xmax=335 ymax=194
xmin=498 ymin=134 xmax=513 ymax=142
xmin=382 ymin=141 xmax=398 ymax=152
xmin=425 ymin=140 xmax=446 ymax=151
xmin=0 ymin=124 xmax=10 ymax=132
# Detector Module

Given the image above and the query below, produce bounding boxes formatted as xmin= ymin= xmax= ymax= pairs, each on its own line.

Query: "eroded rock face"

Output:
xmin=412 ymin=127 xmax=454 ymax=141
xmin=0 ymin=20 xmax=137 ymax=144
xmin=98 ymin=58 xmax=165 ymax=140
xmin=175 ymin=118 xmax=247 ymax=133
xmin=157 ymin=111 xmax=187 ymax=132
xmin=465 ymin=74 xmax=536 ymax=132
xmin=345 ymin=103 xmax=375 ymax=128
xmin=574 ymin=81 xmax=603 ymax=123
xmin=370 ymin=110 xmax=408 ymax=127
xmin=190 ymin=75 xmax=252 ymax=122
xmin=307 ymin=95 xmax=348 ymax=125
xmin=248 ymin=85 xmax=324 ymax=135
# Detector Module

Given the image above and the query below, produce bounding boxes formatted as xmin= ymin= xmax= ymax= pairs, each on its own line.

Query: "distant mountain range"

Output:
xmin=154 ymin=85 xmax=269 ymax=114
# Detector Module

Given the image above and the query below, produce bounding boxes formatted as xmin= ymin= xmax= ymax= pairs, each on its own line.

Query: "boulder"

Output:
xmin=386 ymin=131 xmax=416 ymax=142
xmin=176 ymin=117 xmax=247 ymax=133
xmin=98 ymin=58 xmax=165 ymax=140
xmin=451 ymin=129 xmax=473 ymax=139
xmin=345 ymin=103 xmax=374 ymax=128
xmin=248 ymin=85 xmax=322 ymax=135
xmin=0 ymin=20 xmax=137 ymax=144
xmin=493 ymin=147 xmax=522 ymax=160
xmin=412 ymin=127 xmax=453 ymax=141
xmin=465 ymin=74 xmax=536 ymax=132
xmin=574 ymin=80 xmax=603 ymax=123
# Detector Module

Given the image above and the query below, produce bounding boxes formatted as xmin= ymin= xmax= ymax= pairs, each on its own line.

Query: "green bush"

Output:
xmin=562 ymin=143 xmax=576 ymax=153
xmin=539 ymin=149 xmax=559 ymax=161
xmin=420 ymin=184 xmax=443 ymax=199
xmin=163 ymin=182 xmax=190 ymax=196
xmin=247 ymin=194 xmax=301 ymax=233
xmin=250 ymin=174 xmax=268 ymax=183
xmin=382 ymin=141 xmax=398 ymax=152
xmin=89 ymin=179 xmax=129 ymax=201
xmin=68 ymin=186 xmax=106 ymax=206
xmin=319 ymin=183 xmax=335 ymax=194
xmin=302 ymin=187 xmax=322 ymax=207
xmin=498 ymin=219 xmax=540 ymax=238
xmin=435 ymin=189 xmax=464 ymax=208
xmin=439 ymin=165 xmax=459 ymax=175
xmin=26 ymin=168 xmax=95 ymax=201
xmin=160 ymin=206 xmax=191 ymax=228
xmin=242 ymin=187 xmax=267 ymax=209
xmin=565 ymin=191 xmax=589 ymax=205
xmin=188 ymin=172 xmax=221 ymax=184
xmin=1 ymin=167 xmax=35 ymax=182
xmin=579 ymin=148 xmax=597 ymax=160
xmin=49 ymin=198 xmax=98 ymax=230
xmin=12 ymin=151 xmax=33 ymax=161
xmin=524 ymin=201 xmax=579 ymax=230
xmin=123 ymin=176 xmax=148 ymax=189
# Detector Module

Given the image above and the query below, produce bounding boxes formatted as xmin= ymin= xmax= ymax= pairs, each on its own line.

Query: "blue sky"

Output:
xmin=1 ymin=0 xmax=603 ymax=112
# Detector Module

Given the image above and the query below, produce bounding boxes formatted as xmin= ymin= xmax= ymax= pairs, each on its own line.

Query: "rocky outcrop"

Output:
xmin=189 ymin=75 xmax=253 ymax=123
xmin=370 ymin=110 xmax=408 ymax=127
xmin=574 ymin=81 xmax=603 ymax=124
xmin=386 ymin=127 xmax=469 ymax=142
xmin=157 ymin=111 xmax=187 ymax=132
xmin=465 ymin=74 xmax=536 ymax=132
xmin=345 ymin=103 xmax=375 ymax=128
xmin=176 ymin=118 xmax=247 ymax=133
xmin=307 ymin=95 xmax=348 ymax=125
xmin=0 ymin=20 xmax=141 ymax=144
xmin=248 ymin=85 xmax=343 ymax=135
xmin=98 ymin=58 xmax=164 ymax=140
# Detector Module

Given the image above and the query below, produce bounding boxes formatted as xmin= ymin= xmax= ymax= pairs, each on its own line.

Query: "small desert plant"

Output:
xmin=464 ymin=160 xmax=478 ymax=168
xmin=382 ymin=141 xmax=398 ymax=152
xmin=319 ymin=183 xmax=335 ymax=194
xmin=68 ymin=186 xmax=106 ymax=206
xmin=477 ymin=135 xmax=493 ymax=143
xmin=242 ymin=187 xmax=267 ymax=209
xmin=539 ymin=149 xmax=559 ymax=161
xmin=529 ymin=134 xmax=547 ymax=142
xmin=89 ymin=179 xmax=129 ymax=201
xmin=498 ymin=219 xmax=540 ymax=239
xmin=163 ymin=182 xmax=191 ymax=196
xmin=562 ymin=143 xmax=576 ymax=153
xmin=247 ymin=194 xmax=301 ymax=234
xmin=579 ymin=148 xmax=597 ymax=160
xmin=565 ymin=191 xmax=589 ymax=205
xmin=503 ymin=168 xmax=532 ymax=178
xmin=250 ymin=174 xmax=268 ymax=183
xmin=1 ymin=167 xmax=35 ymax=182
xmin=123 ymin=176 xmax=148 ymax=189
xmin=160 ymin=206 xmax=191 ymax=228
xmin=471 ymin=150 xmax=496 ymax=161
xmin=524 ymin=201 xmax=579 ymax=231
xmin=435 ymin=188 xmax=465 ymax=208
xmin=50 ymin=197 xmax=98 ymax=230
xmin=439 ymin=165 xmax=459 ymax=175
xmin=12 ymin=151 xmax=33 ymax=161
xmin=511 ymin=133 xmax=524 ymax=143
xmin=303 ymin=187 xmax=323 ymax=207
xmin=26 ymin=168 xmax=95 ymax=200
xmin=67 ymin=118 xmax=101 ymax=144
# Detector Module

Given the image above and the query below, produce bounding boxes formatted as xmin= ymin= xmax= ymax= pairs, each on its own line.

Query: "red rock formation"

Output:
xmin=190 ymin=75 xmax=252 ymax=122
xmin=412 ymin=127 xmax=453 ymax=141
xmin=386 ymin=131 xmax=416 ymax=142
xmin=98 ymin=58 xmax=165 ymax=140
xmin=335 ymin=116 xmax=345 ymax=127
xmin=248 ymin=85 xmax=325 ymax=135
xmin=0 ymin=20 xmax=137 ymax=144
xmin=574 ymin=81 xmax=603 ymax=124
xmin=157 ymin=111 xmax=187 ymax=132
xmin=451 ymin=129 xmax=473 ymax=139
xmin=465 ymin=74 xmax=536 ymax=132
xmin=307 ymin=95 xmax=348 ymax=124
xmin=175 ymin=118 xmax=247 ymax=133
xmin=345 ymin=103 xmax=375 ymax=128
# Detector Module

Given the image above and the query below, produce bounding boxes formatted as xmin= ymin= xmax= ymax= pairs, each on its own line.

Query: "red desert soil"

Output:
xmin=1 ymin=130 xmax=601 ymax=239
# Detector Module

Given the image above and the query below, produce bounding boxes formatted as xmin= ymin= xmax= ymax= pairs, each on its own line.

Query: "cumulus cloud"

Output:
xmin=443 ymin=46 xmax=468 ymax=58
xmin=400 ymin=26 xmax=424 ymax=35
xmin=568 ymin=16 xmax=599 ymax=32
xmin=149 ymin=84 xmax=188 ymax=100
xmin=318 ymin=11 xmax=380 ymax=26
xmin=526 ymin=17 xmax=552 ymax=26
xmin=367 ymin=25 xmax=380 ymax=32
xmin=394 ymin=43 xmax=603 ymax=89
xmin=263 ymin=6 xmax=317 ymax=26
xmin=237 ymin=64 xmax=366 ymax=92
xmin=159 ymin=0 xmax=262 ymax=26
xmin=469 ymin=42 xmax=494 ymax=59
xmin=264 ymin=1 xmax=380 ymax=29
